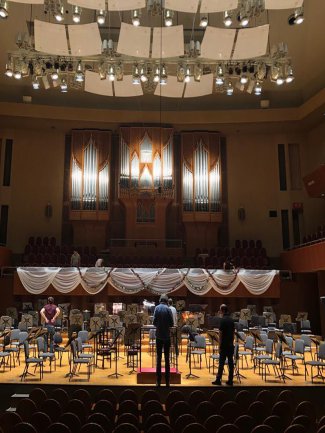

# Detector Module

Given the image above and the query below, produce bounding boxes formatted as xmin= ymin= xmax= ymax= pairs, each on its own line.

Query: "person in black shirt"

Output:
xmin=153 ymin=294 xmax=174 ymax=387
xmin=212 ymin=304 xmax=235 ymax=386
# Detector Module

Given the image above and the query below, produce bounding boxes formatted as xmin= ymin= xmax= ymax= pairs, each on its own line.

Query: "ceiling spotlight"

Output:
xmin=240 ymin=65 xmax=248 ymax=84
xmin=160 ymin=64 xmax=167 ymax=85
xmin=223 ymin=11 xmax=232 ymax=27
xmin=177 ymin=64 xmax=185 ymax=82
xmin=276 ymin=74 xmax=285 ymax=85
xmin=108 ymin=64 xmax=115 ymax=81
xmin=98 ymin=63 xmax=106 ymax=80
xmin=51 ymin=69 xmax=59 ymax=81
xmin=254 ymin=81 xmax=262 ymax=95
xmin=60 ymin=78 xmax=68 ymax=92
xmin=132 ymin=9 xmax=140 ymax=26
xmin=288 ymin=7 xmax=304 ymax=25
xmin=215 ymin=64 xmax=224 ymax=85
xmin=75 ymin=61 xmax=84 ymax=82
xmin=226 ymin=81 xmax=233 ymax=96
xmin=132 ymin=65 xmax=140 ymax=85
xmin=199 ymin=14 xmax=208 ymax=28
xmin=153 ymin=65 xmax=160 ymax=83
xmin=96 ymin=9 xmax=106 ymax=25
xmin=285 ymin=64 xmax=295 ymax=83
xmin=5 ymin=61 xmax=13 ymax=77
xmin=72 ymin=5 xmax=81 ymax=23
xmin=32 ymin=76 xmax=40 ymax=90
xmin=14 ymin=70 xmax=22 ymax=80
xmin=54 ymin=5 xmax=64 ymax=22
xmin=238 ymin=12 xmax=249 ymax=27
xmin=164 ymin=9 xmax=173 ymax=27
xmin=184 ymin=65 xmax=191 ymax=83
xmin=194 ymin=63 xmax=202 ymax=82
xmin=140 ymin=65 xmax=148 ymax=82
xmin=0 ymin=0 xmax=8 ymax=18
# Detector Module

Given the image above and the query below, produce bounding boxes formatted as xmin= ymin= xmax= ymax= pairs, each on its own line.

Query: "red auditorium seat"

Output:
xmin=43 ymin=237 xmax=49 ymax=246
xmin=49 ymin=237 xmax=56 ymax=246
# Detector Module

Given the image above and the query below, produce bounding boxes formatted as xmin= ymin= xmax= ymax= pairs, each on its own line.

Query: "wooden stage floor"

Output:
xmin=1 ymin=337 xmax=324 ymax=388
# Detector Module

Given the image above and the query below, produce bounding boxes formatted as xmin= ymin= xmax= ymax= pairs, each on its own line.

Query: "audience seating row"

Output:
xmin=1 ymin=387 xmax=325 ymax=433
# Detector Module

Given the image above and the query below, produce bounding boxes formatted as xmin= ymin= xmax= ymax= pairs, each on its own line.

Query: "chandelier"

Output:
xmin=3 ymin=0 xmax=303 ymax=97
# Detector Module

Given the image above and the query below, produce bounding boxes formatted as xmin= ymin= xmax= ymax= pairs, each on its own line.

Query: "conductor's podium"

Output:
xmin=137 ymin=367 xmax=181 ymax=384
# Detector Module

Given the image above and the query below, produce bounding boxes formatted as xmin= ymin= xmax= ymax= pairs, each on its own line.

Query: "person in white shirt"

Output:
xmin=168 ymin=298 xmax=177 ymax=326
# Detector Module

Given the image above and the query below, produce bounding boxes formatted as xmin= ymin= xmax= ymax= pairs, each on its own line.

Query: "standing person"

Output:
xmin=168 ymin=298 xmax=177 ymax=326
xmin=153 ymin=294 xmax=174 ymax=387
xmin=40 ymin=297 xmax=60 ymax=352
xmin=212 ymin=304 xmax=235 ymax=386
xmin=70 ymin=250 xmax=81 ymax=267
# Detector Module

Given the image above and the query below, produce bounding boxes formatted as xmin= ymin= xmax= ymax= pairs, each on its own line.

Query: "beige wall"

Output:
xmin=0 ymin=111 xmax=324 ymax=256
xmin=0 ymin=128 xmax=65 ymax=253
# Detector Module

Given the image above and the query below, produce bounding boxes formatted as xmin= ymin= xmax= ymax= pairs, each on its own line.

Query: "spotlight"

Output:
xmin=140 ymin=65 xmax=148 ymax=82
xmin=153 ymin=65 xmax=160 ymax=83
xmin=0 ymin=0 xmax=8 ymax=18
xmin=223 ymin=11 xmax=232 ymax=27
xmin=288 ymin=7 xmax=304 ymax=25
xmin=276 ymin=75 xmax=284 ymax=85
xmin=51 ymin=69 xmax=59 ymax=81
xmin=254 ymin=81 xmax=262 ymax=95
xmin=107 ymin=64 xmax=115 ymax=81
xmin=184 ymin=65 xmax=191 ymax=83
xmin=285 ymin=64 xmax=294 ymax=83
xmin=177 ymin=64 xmax=185 ymax=82
xmin=160 ymin=64 xmax=167 ymax=85
xmin=32 ymin=76 xmax=40 ymax=89
xmin=132 ymin=9 xmax=140 ymax=26
xmin=194 ymin=63 xmax=202 ymax=82
xmin=60 ymin=78 xmax=68 ymax=92
xmin=199 ymin=14 xmax=208 ymax=28
xmin=226 ymin=81 xmax=234 ymax=96
xmin=72 ymin=5 xmax=81 ymax=23
xmin=75 ymin=61 xmax=84 ymax=82
xmin=238 ymin=13 xmax=249 ymax=27
xmin=164 ymin=9 xmax=173 ymax=27
xmin=215 ymin=64 xmax=224 ymax=85
xmin=98 ymin=63 xmax=106 ymax=80
xmin=240 ymin=65 xmax=248 ymax=84
xmin=96 ymin=9 xmax=106 ymax=25
xmin=14 ymin=70 xmax=22 ymax=80
xmin=132 ymin=65 xmax=140 ymax=85
xmin=54 ymin=5 xmax=64 ymax=22
xmin=5 ymin=61 xmax=13 ymax=77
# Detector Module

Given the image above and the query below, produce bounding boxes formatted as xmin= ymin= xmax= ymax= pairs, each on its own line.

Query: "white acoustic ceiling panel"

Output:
xmin=184 ymin=74 xmax=213 ymax=98
xmin=69 ymin=23 xmax=102 ymax=56
xmin=85 ymin=71 xmax=113 ymax=96
xmin=67 ymin=0 xmax=105 ymax=10
xmin=114 ymin=75 xmax=143 ymax=97
xmin=152 ymin=26 xmax=184 ymax=59
xmin=165 ymin=0 xmax=199 ymax=13
xmin=34 ymin=20 xmax=69 ymax=55
xmin=200 ymin=0 xmax=238 ymax=13
xmin=117 ymin=23 xmax=151 ymax=58
xmin=232 ymin=24 xmax=269 ymax=60
xmin=108 ymin=0 xmax=145 ymax=10
xmin=154 ymin=76 xmax=184 ymax=98
xmin=200 ymin=27 xmax=236 ymax=60
xmin=265 ymin=0 xmax=303 ymax=9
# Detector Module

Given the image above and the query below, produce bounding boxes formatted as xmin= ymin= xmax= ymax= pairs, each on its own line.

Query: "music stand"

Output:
xmin=275 ymin=332 xmax=292 ymax=381
xmin=170 ymin=326 xmax=180 ymax=373
xmin=107 ymin=327 xmax=124 ymax=379
xmin=183 ymin=326 xmax=199 ymax=379
xmin=124 ymin=323 xmax=141 ymax=374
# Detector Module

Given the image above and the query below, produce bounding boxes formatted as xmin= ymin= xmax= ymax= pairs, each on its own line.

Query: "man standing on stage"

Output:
xmin=40 ymin=297 xmax=60 ymax=352
xmin=153 ymin=294 xmax=174 ymax=387
xmin=212 ymin=303 xmax=235 ymax=386
xmin=168 ymin=298 xmax=177 ymax=326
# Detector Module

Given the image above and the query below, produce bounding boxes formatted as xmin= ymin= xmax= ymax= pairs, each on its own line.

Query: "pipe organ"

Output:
xmin=69 ymin=130 xmax=111 ymax=220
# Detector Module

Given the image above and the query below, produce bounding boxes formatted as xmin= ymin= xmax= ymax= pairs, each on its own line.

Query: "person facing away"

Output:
xmin=40 ymin=297 xmax=60 ymax=352
xmin=153 ymin=294 xmax=174 ymax=387
xmin=70 ymin=250 xmax=81 ymax=267
xmin=168 ymin=298 xmax=178 ymax=326
xmin=212 ymin=303 xmax=235 ymax=386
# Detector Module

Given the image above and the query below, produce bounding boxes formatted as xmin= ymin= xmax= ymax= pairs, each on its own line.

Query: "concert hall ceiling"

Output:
xmin=0 ymin=1 xmax=324 ymax=113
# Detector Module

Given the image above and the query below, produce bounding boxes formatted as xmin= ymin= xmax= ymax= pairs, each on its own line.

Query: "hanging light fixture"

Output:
xmin=288 ymin=7 xmax=304 ymax=25
xmin=132 ymin=9 xmax=140 ymax=26
xmin=60 ymin=78 xmax=68 ymax=92
xmin=184 ymin=65 xmax=191 ymax=83
xmin=164 ymin=9 xmax=173 ymax=27
xmin=140 ymin=64 xmax=148 ymax=82
xmin=96 ymin=9 xmax=106 ymax=25
xmin=5 ymin=58 xmax=13 ymax=77
xmin=32 ymin=76 xmax=40 ymax=89
xmin=0 ymin=0 xmax=8 ymax=18
xmin=254 ymin=81 xmax=262 ymax=95
xmin=153 ymin=64 xmax=160 ymax=83
xmin=215 ymin=64 xmax=224 ymax=85
xmin=240 ymin=65 xmax=248 ymax=84
xmin=75 ymin=61 xmax=84 ymax=82
xmin=223 ymin=11 xmax=232 ymax=27
xmin=54 ymin=3 xmax=64 ymax=22
xmin=285 ymin=64 xmax=295 ymax=83
xmin=194 ymin=63 xmax=202 ymax=82
xmin=51 ymin=68 xmax=59 ymax=81
xmin=199 ymin=14 xmax=208 ymax=28
xmin=132 ymin=64 xmax=140 ymax=84
xmin=98 ymin=62 xmax=106 ymax=80
xmin=72 ymin=5 xmax=82 ymax=23
xmin=226 ymin=81 xmax=234 ymax=96
xmin=160 ymin=64 xmax=167 ymax=85
xmin=107 ymin=64 xmax=115 ymax=81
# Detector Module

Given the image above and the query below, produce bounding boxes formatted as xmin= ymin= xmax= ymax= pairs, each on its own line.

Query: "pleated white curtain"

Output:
xmin=17 ymin=267 xmax=278 ymax=296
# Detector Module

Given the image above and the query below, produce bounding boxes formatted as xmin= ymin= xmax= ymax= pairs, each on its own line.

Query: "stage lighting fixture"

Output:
xmin=153 ymin=65 xmax=160 ymax=83
xmin=223 ymin=11 xmax=232 ymax=27
xmin=96 ymin=9 xmax=106 ymax=25
xmin=54 ymin=5 xmax=64 ymax=22
xmin=108 ymin=64 xmax=115 ymax=81
xmin=51 ymin=69 xmax=59 ymax=81
xmin=75 ymin=61 xmax=84 ymax=82
xmin=32 ymin=76 xmax=40 ymax=89
xmin=288 ymin=7 xmax=304 ymax=25
xmin=132 ymin=65 xmax=140 ymax=84
xmin=226 ymin=81 xmax=234 ymax=95
xmin=0 ymin=0 xmax=8 ymax=18
xmin=164 ymin=9 xmax=173 ymax=27
xmin=254 ymin=81 xmax=262 ymax=95
xmin=194 ymin=63 xmax=202 ymax=82
xmin=140 ymin=65 xmax=148 ymax=82
xmin=132 ymin=9 xmax=140 ymax=26
xmin=285 ymin=64 xmax=294 ymax=83
xmin=199 ymin=14 xmax=208 ymax=28
xmin=184 ymin=65 xmax=191 ymax=83
xmin=60 ymin=78 xmax=68 ymax=92
xmin=238 ymin=12 xmax=249 ymax=27
xmin=215 ymin=64 xmax=224 ymax=85
xmin=5 ymin=61 xmax=13 ymax=77
xmin=160 ymin=65 xmax=167 ymax=85
xmin=72 ymin=5 xmax=81 ymax=23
